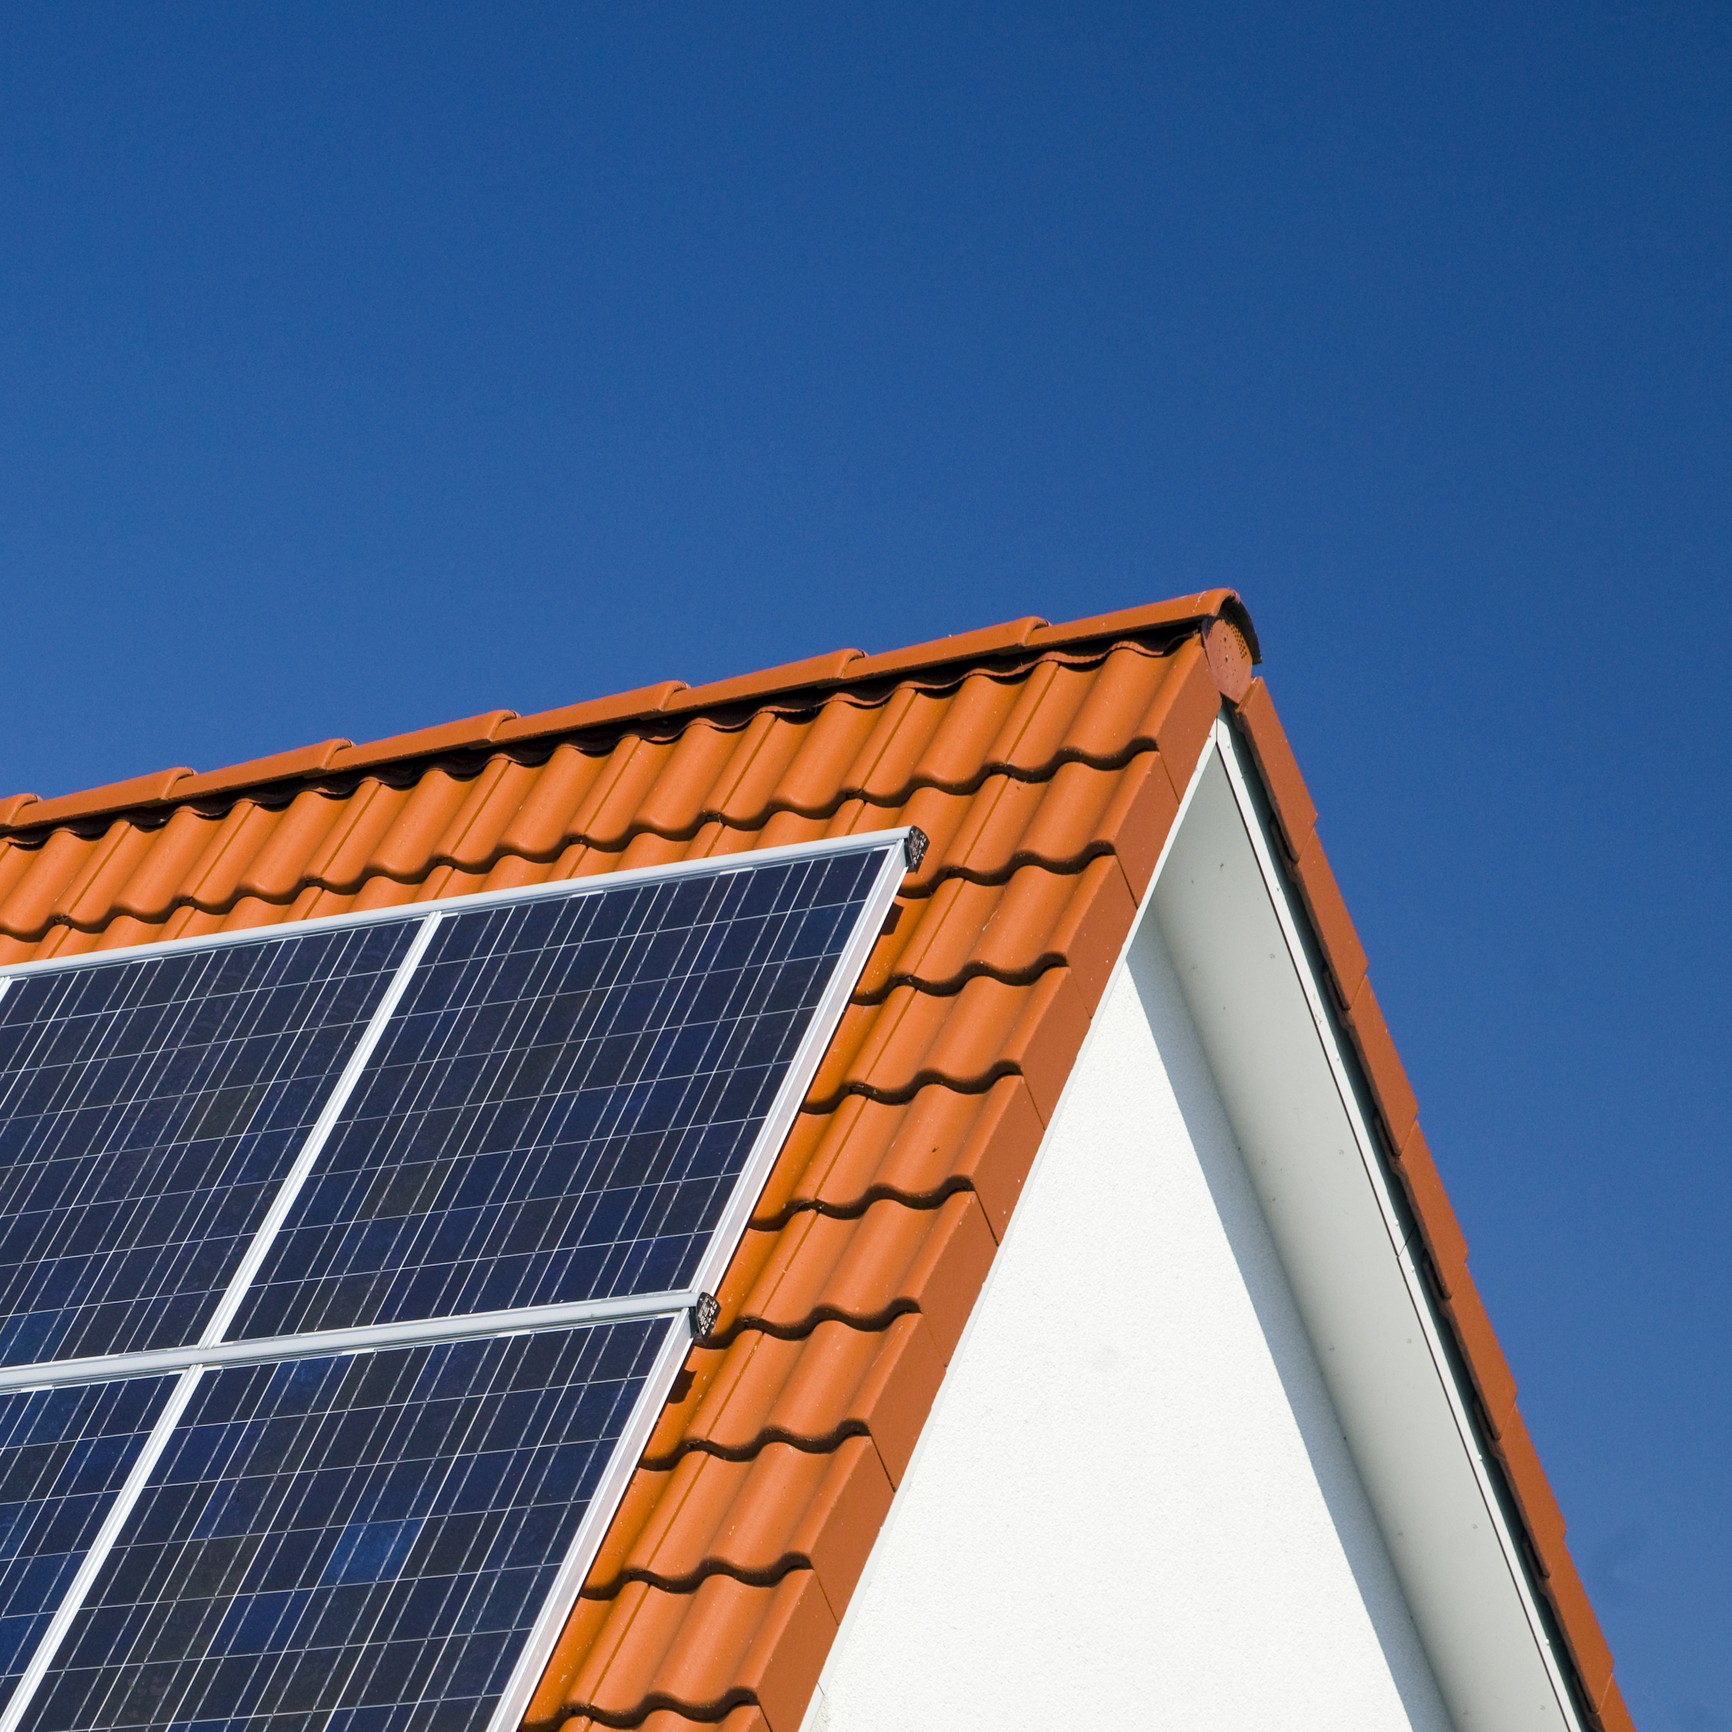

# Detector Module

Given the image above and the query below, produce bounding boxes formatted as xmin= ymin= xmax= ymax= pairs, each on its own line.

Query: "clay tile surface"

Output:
xmin=0 ymin=596 xmax=1630 ymax=1732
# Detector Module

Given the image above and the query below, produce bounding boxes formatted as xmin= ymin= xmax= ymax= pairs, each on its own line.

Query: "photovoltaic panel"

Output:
xmin=0 ymin=836 xmax=904 ymax=1732
xmin=232 ymin=850 xmax=886 ymax=1339
xmin=0 ymin=925 xmax=418 ymax=1367
xmin=20 ymin=1324 xmax=665 ymax=1732
xmin=0 ymin=1375 xmax=176 ymax=1712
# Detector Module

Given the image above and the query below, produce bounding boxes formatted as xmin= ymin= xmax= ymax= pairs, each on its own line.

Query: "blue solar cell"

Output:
xmin=0 ymin=1374 xmax=175 ymax=1712
xmin=0 ymin=925 xmax=417 ymax=1367
xmin=22 ymin=1323 xmax=665 ymax=1732
xmin=233 ymin=849 xmax=886 ymax=1338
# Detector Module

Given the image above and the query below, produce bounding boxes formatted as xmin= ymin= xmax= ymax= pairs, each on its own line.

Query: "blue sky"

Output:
xmin=1 ymin=4 xmax=1727 ymax=1721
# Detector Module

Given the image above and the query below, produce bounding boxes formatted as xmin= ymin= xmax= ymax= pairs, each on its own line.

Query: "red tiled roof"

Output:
xmin=0 ymin=593 xmax=1631 ymax=1732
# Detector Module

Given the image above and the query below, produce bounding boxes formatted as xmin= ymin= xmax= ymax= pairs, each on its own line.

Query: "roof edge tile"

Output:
xmin=16 ymin=767 xmax=193 ymax=831
xmin=666 ymin=651 xmax=864 ymax=713
xmin=497 ymin=683 xmax=690 ymax=743
xmin=846 ymin=619 xmax=1045 ymax=681
xmin=0 ymin=795 xmax=40 ymax=828
xmin=1025 ymin=591 xmax=1229 ymax=651
xmin=326 ymin=710 xmax=518 ymax=772
xmin=175 ymin=740 xmax=352 ymax=802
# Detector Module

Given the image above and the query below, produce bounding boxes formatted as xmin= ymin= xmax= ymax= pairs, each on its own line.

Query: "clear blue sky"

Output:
xmin=1 ymin=5 xmax=1726 ymax=1722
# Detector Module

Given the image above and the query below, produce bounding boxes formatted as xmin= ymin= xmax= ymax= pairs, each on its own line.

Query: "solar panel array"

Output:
xmin=0 ymin=838 xmax=901 ymax=1732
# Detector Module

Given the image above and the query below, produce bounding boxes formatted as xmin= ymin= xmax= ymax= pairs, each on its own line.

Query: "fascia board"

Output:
xmin=1151 ymin=722 xmax=1587 ymax=1730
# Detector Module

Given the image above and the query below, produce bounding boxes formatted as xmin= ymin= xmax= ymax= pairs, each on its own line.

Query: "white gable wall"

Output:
xmin=801 ymin=729 xmax=1585 ymax=1732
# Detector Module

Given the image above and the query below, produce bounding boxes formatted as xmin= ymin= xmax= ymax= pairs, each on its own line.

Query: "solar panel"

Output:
xmin=20 ymin=1323 xmax=668 ymax=1732
xmin=0 ymin=924 xmax=418 ymax=1367
xmin=0 ymin=1377 xmax=177 ymax=1714
xmin=234 ymin=849 xmax=887 ymax=1340
xmin=0 ymin=834 xmax=907 ymax=1732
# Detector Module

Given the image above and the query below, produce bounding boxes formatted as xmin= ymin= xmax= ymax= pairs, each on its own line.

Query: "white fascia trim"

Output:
xmin=1167 ymin=718 xmax=1587 ymax=1729
xmin=0 ymin=827 xmax=918 ymax=981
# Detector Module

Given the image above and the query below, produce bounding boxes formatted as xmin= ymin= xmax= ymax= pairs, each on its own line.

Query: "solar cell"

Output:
xmin=0 ymin=1375 xmax=175 ymax=1712
xmin=0 ymin=925 xmax=418 ymax=1367
xmin=232 ymin=850 xmax=886 ymax=1339
xmin=20 ymin=1323 xmax=666 ymax=1732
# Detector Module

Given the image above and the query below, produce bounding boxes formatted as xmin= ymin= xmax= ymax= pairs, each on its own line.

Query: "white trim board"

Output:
xmin=803 ymin=727 xmax=1586 ymax=1732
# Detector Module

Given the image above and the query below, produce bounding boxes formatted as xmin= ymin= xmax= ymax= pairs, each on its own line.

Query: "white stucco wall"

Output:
xmin=801 ymin=907 xmax=1454 ymax=1732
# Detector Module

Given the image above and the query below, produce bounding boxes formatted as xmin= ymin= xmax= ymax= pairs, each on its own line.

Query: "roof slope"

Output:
xmin=0 ymin=594 xmax=1632 ymax=1732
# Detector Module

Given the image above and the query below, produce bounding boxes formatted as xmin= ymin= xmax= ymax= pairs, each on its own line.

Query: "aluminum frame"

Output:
xmin=0 ymin=829 xmax=912 ymax=1732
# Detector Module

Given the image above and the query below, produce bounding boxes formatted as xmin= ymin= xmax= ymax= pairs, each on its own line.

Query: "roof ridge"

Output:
xmin=0 ymin=593 xmax=1248 ymax=837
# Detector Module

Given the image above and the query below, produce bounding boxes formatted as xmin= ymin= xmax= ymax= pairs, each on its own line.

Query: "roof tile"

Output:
xmin=758 ymin=1076 xmax=1045 ymax=1240
xmin=846 ymin=617 xmax=1044 ymax=680
xmin=669 ymin=650 xmax=864 ymax=712
xmin=496 ymin=682 xmax=687 ymax=743
xmin=1024 ymin=589 xmax=1239 ymax=650
xmin=19 ymin=767 xmax=191 ymax=829
xmin=326 ymin=710 xmax=515 ymax=772
xmin=1232 ymin=677 xmax=1318 ymax=859
xmin=0 ymin=592 xmax=1625 ymax=1731
xmin=592 ymin=1434 xmax=892 ymax=1618
xmin=646 ymin=1313 xmax=946 ymax=1486
xmin=174 ymin=740 xmax=350 ymax=801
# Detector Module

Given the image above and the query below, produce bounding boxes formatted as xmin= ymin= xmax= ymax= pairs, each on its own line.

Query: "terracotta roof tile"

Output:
xmin=326 ymin=709 xmax=516 ymax=772
xmin=174 ymin=740 xmax=350 ymax=801
xmin=496 ymin=682 xmax=688 ymax=743
xmin=0 ymin=591 xmax=1629 ymax=1732
xmin=846 ymin=617 xmax=1044 ymax=680
xmin=16 ymin=766 xmax=192 ymax=829
xmin=667 ymin=650 xmax=864 ymax=711
xmin=758 ymin=1077 xmax=1046 ymax=1239
xmin=589 ymin=1434 xmax=893 ymax=1613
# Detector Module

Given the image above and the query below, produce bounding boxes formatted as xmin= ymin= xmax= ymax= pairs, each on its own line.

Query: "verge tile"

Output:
xmin=1393 ymin=1124 xmax=1471 ymax=1298
xmin=594 ymin=1435 xmax=893 ymax=1620
xmin=647 ymin=1314 xmax=946 ymax=1487
xmin=556 ymin=1572 xmax=834 ymax=1732
xmin=723 ymin=1193 xmax=998 ymax=1363
xmin=1343 ymin=975 xmax=1420 ymax=1154
xmin=810 ymin=967 xmax=1091 ymax=1123
xmin=759 ymin=1077 xmax=1045 ymax=1239
xmin=857 ymin=855 xmax=1133 ymax=1007
xmin=1291 ymin=830 xmax=1369 ymax=1009
xmin=1437 ymin=1263 xmax=1519 ymax=1437
xmin=1230 ymin=676 xmax=1318 ymax=860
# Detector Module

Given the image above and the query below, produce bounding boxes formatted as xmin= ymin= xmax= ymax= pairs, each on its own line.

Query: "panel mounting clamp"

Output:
xmin=689 ymin=1293 xmax=720 ymax=1341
